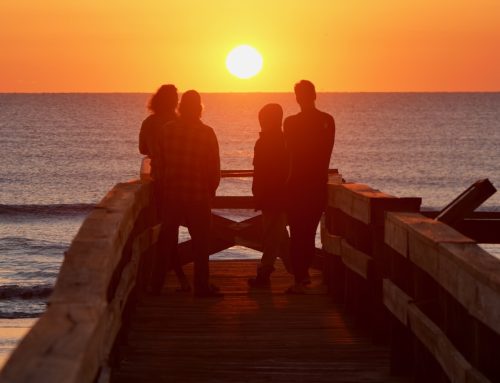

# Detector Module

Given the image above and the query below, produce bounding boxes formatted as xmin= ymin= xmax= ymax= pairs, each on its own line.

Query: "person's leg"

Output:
xmin=287 ymin=206 xmax=309 ymax=284
xmin=286 ymin=203 xmax=323 ymax=293
xmin=259 ymin=211 xmax=291 ymax=270
xmin=184 ymin=201 xmax=216 ymax=295
xmin=276 ymin=212 xmax=292 ymax=274
xmin=150 ymin=204 xmax=181 ymax=294
xmin=249 ymin=211 xmax=280 ymax=287
xmin=302 ymin=205 xmax=324 ymax=275
xmin=169 ymin=227 xmax=190 ymax=291
xmin=259 ymin=210 xmax=281 ymax=272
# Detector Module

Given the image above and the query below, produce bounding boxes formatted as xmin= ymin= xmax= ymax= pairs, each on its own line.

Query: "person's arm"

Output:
xmin=139 ymin=119 xmax=150 ymax=155
xmin=282 ymin=117 xmax=293 ymax=178
xmin=207 ymin=128 xmax=221 ymax=197
xmin=327 ymin=114 xmax=335 ymax=157
xmin=282 ymin=117 xmax=291 ymax=146
xmin=251 ymin=140 xmax=263 ymax=202
xmin=317 ymin=113 xmax=336 ymax=178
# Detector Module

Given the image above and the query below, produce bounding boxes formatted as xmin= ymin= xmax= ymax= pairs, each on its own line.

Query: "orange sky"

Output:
xmin=1 ymin=1 xmax=499 ymax=92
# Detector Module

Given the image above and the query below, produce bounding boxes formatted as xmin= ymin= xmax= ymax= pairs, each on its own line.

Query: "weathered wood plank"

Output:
xmin=385 ymin=212 xmax=413 ymax=257
xmin=438 ymin=243 xmax=500 ymax=336
xmin=435 ymin=179 xmax=496 ymax=226
xmin=385 ymin=212 xmax=500 ymax=336
xmin=341 ymin=239 xmax=372 ymax=279
xmin=320 ymin=217 xmax=342 ymax=256
xmin=327 ymin=183 xmax=417 ymax=225
xmin=50 ymin=181 xmax=150 ymax=304
xmin=328 ymin=184 xmax=375 ymax=224
xmin=385 ymin=212 xmax=475 ymax=278
xmin=0 ymin=181 xmax=151 ymax=383
xmin=383 ymin=279 xmax=412 ymax=325
xmin=407 ymin=303 xmax=491 ymax=383
xmin=383 ymin=279 xmax=491 ymax=383
xmin=100 ymin=227 xmax=150 ymax=362
xmin=1 ymin=303 xmax=106 ymax=383
xmin=111 ymin=260 xmax=408 ymax=383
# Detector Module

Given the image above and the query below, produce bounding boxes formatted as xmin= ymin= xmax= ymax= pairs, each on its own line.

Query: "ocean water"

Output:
xmin=1 ymin=93 xmax=499 ymax=322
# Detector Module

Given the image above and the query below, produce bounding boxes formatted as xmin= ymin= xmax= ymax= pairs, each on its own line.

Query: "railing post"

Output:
xmin=322 ymin=182 xmax=421 ymax=340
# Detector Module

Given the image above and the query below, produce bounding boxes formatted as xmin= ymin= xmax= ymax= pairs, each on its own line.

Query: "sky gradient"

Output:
xmin=1 ymin=1 xmax=500 ymax=92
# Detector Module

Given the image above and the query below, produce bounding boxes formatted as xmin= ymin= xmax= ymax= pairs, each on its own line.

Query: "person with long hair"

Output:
xmin=139 ymin=84 xmax=190 ymax=293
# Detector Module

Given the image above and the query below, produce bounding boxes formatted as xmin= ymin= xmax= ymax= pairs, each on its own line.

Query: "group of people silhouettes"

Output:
xmin=139 ymin=80 xmax=335 ymax=298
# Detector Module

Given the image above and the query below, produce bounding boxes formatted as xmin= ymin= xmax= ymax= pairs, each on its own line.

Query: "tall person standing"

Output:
xmin=283 ymin=80 xmax=335 ymax=294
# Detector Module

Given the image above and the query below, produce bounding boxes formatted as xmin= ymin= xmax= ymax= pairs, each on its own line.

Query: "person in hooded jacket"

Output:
xmin=248 ymin=103 xmax=292 ymax=288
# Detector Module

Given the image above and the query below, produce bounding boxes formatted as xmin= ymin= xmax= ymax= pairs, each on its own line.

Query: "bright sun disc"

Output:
xmin=226 ymin=45 xmax=263 ymax=79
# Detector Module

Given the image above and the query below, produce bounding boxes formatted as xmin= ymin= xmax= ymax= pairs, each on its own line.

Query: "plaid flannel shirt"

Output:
xmin=157 ymin=119 xmax=220 ymax=204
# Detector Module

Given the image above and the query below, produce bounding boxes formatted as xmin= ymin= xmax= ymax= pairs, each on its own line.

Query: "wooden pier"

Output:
xmin=0 ymin=171 xmax=499 ymax=383
xmin=111 ymin=260 xmax=405 ymax=383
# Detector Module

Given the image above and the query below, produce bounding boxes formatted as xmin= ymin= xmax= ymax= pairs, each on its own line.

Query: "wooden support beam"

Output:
xmin=436 ymin=179 xmax=496 ymax=226
xmin=174 ymin=212 xmax=263 ymax=266
xmin=211 ymin=213 xmax=263 ymax=250
xmin=220 ymin=170 xmax=254 ymax=177
xmin=213 ymin=196 xmax=255 ymax=209
xmin=220 ymin=168 xmax=338 ymax=178
xmin=452 ymin=219 xmax=500 ymax=244
xmin=415 ymin=211 xmax=500 ymax=244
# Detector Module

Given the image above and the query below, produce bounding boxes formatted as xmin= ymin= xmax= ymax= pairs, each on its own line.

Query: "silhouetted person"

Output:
xmin=139 ymin=84 xmax=178 ymax=179
xmin=153 ymin=90 xmax=222 ymax=298
xmin=139 ymin=84 xmax=190 ymax=292
xmin=248 ymin=104 xmax=292 ymax=288
xmin=284 ymin=80 xmax=335 ymax=294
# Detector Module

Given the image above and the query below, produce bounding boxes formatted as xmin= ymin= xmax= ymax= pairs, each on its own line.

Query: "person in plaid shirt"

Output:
xmin=152 ymin=90 xmax=222 ymax=298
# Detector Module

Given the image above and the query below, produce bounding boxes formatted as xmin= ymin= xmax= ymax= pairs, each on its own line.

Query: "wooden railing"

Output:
xmin=0 ymin=171 xmax=265 ymax=383
xmin=2 ymin=172 xmax=499 ymax=383
xmin=321 ymin=181 xmax=500 ymax=382
xmin=384 ymin=212 xmax=500 ymax=382
xmin=0 ymin=180 xmax=158 ymax=383
xmin=321 ymin=182 xmax=421 ymax=333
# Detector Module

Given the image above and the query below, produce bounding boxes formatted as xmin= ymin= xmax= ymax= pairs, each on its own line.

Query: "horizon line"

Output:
xmin=1 ymin=90 xmax=500 ymax=94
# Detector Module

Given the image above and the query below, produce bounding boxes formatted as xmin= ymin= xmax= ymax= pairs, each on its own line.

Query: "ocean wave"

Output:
xmin=0 ymin=203 xmax=94 ymax=218
xmin=0 ymin=237 xmax=68 ymax=256
xmin=0 ymin=284 xmax=53 ymax=300
xmin=0 ymin=311 xmax=41 ymax=319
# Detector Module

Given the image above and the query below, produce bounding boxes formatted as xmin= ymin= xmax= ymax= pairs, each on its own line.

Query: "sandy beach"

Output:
xmin=0 ymin=319 xmax=36 ymax=369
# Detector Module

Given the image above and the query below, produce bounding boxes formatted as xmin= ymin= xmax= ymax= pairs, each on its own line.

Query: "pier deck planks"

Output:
xmin=111 ymin=260 xmax=407 ymax=382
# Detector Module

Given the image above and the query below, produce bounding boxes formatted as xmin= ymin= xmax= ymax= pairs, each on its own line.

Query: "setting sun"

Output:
xmin=226 ymin=45 xmax=263 ymax=79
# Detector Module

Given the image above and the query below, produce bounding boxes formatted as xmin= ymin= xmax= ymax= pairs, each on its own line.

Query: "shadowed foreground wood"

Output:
xmin=111 ymin=260 xmax=407 ymax=383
